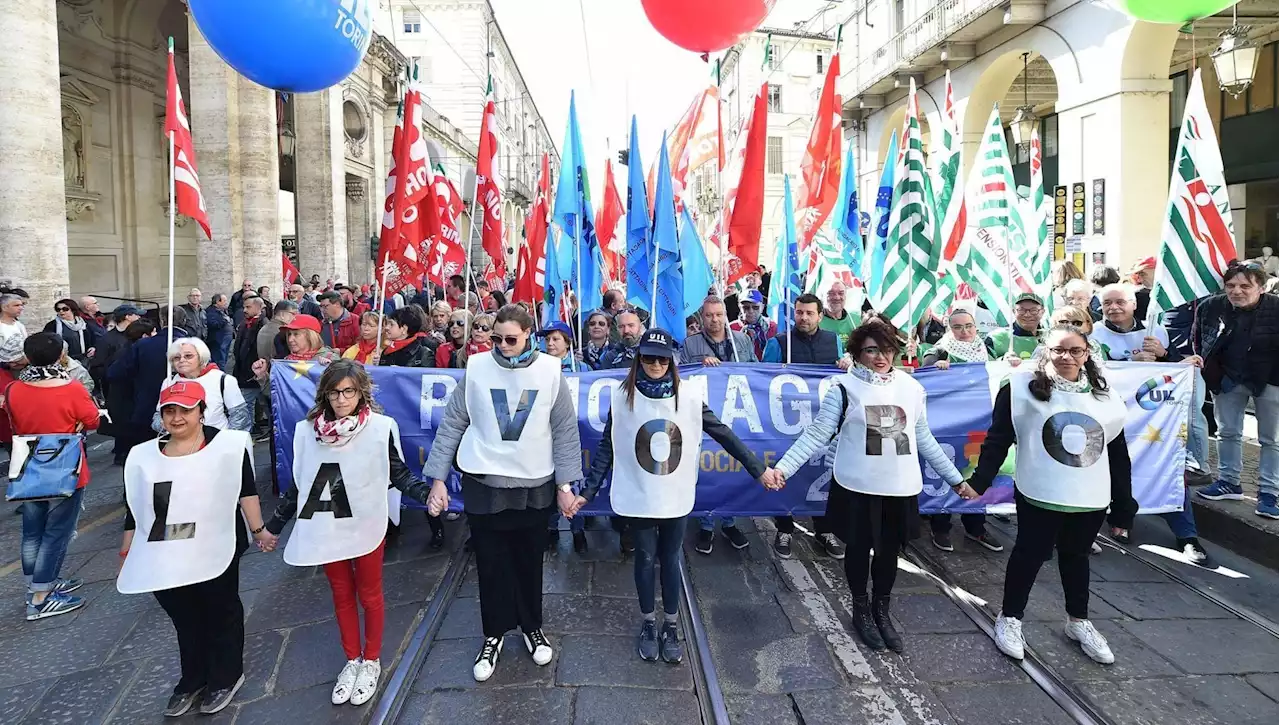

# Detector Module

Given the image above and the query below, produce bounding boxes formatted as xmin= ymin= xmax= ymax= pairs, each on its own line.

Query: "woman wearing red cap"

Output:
xmin=117 ymin=381 xmax=270 ymax=717
xmin=250 ymin=314 xmax=341 ymax=394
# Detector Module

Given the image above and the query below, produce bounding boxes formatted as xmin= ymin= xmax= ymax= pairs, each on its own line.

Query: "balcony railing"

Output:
xmin=842 ymin=0 xmax=1005 ymax=99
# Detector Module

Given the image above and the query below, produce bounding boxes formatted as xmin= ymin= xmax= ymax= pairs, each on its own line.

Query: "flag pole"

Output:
xmin=574 ymin=215 xmax=582 ymax=372
xmin=462 ymin=172 xmax=481 ymax=343
xmin=166 ymin=126 xmax=176 ymax=379
xmin=374 ymin=263 xmax=388 ymax=354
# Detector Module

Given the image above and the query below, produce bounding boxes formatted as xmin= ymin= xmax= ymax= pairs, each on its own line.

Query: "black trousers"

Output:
xmin=154 ymin=557 xmax=244 ymax=694
xmin=928 ymin=513 xmax=986 ymax=536
xmin=1002 ymin=493 xmax=1106 ymax=620
xmin=773 ymin=515 xmax=832 ymax=535
xmin=629 ymin=516 xmax=685 ymax=616
xmin=841 ymin=495 xmax=913 ymax=598
xmin=471 ymin=522 xmax=545 ymax=638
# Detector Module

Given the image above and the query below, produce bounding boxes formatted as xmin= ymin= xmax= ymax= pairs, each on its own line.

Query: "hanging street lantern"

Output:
xmin=1010 ymin=53 xmax=1037 ymax=150
xmin=1211 ymin=24 xmax=1260 ymax=97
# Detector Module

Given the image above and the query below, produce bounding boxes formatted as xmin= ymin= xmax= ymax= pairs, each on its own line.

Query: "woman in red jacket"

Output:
xmin=3 ymin=332 xmax=101 ymax=620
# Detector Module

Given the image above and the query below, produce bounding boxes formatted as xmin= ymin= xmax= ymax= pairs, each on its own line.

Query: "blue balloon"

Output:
xmin=189 ymin=0 xmax=373 ymax=93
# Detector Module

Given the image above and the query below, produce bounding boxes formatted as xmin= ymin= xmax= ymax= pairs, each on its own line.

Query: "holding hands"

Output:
xmin=427 ymin=479 xmax=450 ymax=517
xmin=760 ymin=468 xmax=786 ymax=491
xmin=254 ymin=529 xmax=279 ymax=552
xmin=952 ymin=481 xmax=980 ymax=500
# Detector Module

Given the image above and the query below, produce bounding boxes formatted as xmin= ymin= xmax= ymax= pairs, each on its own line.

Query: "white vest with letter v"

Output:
xmin=832 ymin=372 xmax=926 ymax=497
xmin=609 ymin=385 xmax=705 ymax=519
xmin=117 ymin=430 xmax=251 ymax=594
xmin=456 ymin=352 xmax=559 ymax=478
xmin=285 ymin=414 xmax=398 ymax=567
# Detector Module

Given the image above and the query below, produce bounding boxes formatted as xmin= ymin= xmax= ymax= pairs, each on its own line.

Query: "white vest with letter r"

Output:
xmin=609 ymin=385 xmax=705 ymax=518
xmin=1009 ymin=371 xmax=1127 ymax=509
xmin=117 ymin=430 xmax=251 ymax=594
xmin=832 ymin=372 xmax=926 ymax=496
xmin=456 ymin=352 xmax=559 ymax=478
xmin=285 ymin=414 xmax=399 ymax=567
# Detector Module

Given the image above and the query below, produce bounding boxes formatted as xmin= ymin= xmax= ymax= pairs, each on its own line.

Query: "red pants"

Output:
xmin=323 ymin=541 xmax=386 ymax=661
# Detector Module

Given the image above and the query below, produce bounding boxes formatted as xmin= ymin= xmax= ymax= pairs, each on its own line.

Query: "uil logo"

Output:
xmin=335 ymin=0 xmax=372 ymax=51
xmin=1135 ymin=375 xmax=1176 ymax=411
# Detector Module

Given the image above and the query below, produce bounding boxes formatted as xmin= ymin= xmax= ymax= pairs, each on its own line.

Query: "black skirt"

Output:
xmin=827 ymin=483 xmax=921 ymax=547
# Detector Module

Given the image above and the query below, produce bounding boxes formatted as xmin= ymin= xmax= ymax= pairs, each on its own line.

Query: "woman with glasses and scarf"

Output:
xmin=434 ymin=309 xmax=471 ymax=368
xmin=158 ymin=337 xmax=250 ymax=432
xmin=576 ymin=329 xmax=769 ymax=663
xmin=458 ymin=312 xmax=496 ymax=368
xmin=259 ymin=360 xmax=435 ymax=706
xmin=771 ymin=318 xmax=976 ymax=653
xmin=422 ymin=304 xmax=582 ymax=682
xmin=581 ymin=310 xmax=613 ymax=370
xmin=44 ymin=298 xmax=99 ymax=364
xmin=967 ymin=324 xmax=1136 ymax=666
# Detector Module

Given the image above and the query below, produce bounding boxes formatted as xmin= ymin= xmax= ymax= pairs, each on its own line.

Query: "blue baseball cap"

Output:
xmin=742 ymin=290 xmax=764 ymax=306
xmin=537 ymin=321 xmax=573 ymax=338
xmin=637 ymin=328 xmax=677 ymax=358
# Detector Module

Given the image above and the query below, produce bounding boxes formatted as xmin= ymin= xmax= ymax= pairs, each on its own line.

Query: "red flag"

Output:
xmin=424 ymin=169 xmax=467 ymax=287
xmin=165 ymin=40 xmax=211 ymax=240
xmin=514 ymin=154 xmax=551 ymax=305
xmin=282 ymin=254 xmax=301 ymax=286
xmin=725 ymin=84 xmax=768 ymax=285
xmin=650 ymin=87 xmax=721 ymax=214
xmin=476 ymin=84 xmax=505 ymax=278
xmin=378 ymin=78 xmax=433 ymax=295
xmin=796 ymin=52 xmax=842 ymax=262
xmin=597 ymin=159 xmax=625 ymax=283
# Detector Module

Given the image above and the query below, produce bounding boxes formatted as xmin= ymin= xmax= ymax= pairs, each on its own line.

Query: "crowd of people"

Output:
xmin=0 ymin=255 xmax=1274 ymax=715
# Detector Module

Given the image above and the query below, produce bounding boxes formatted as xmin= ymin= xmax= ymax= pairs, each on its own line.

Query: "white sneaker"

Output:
xmin=473 ymin=636 xmax=503 ymax=682
xmin=331 ymin=659 xmax=361 ymax=704
xmin=523 ymin=628 xmax=554 ymax=666
xmin=993 ymin=614 xmax=1025 ymax=660
xmin=350 ymin=658 xmax=380 ymax=706
xmin=1090 ymin=541 xmax=1103 ymax=555
xmin=1065 ymin=619 xmax=1114 ymax=664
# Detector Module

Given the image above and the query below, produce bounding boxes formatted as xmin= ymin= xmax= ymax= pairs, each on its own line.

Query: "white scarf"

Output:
xmin=935 ymin=334 xmax=988 ymax=363
xmin=55 ymin=316 xmax=86 ymax=355
xmin=851 ymin=363 xmax=896 ymax=387
xmin=1048 ymin=370 xmax=1092 ymax=394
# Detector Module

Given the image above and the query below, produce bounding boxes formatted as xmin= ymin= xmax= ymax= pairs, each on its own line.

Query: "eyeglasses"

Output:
xmin=449 ymin=320 xmax=467 ymax=327
xmin=588 ymin=319 xmax=610 ymax=327
xmin=169 ymin=352 xmax=199 ymax=362
xmin=474 ymin=325 xmax=491 ymax=332
xmin=858 ymin=346 xmax=888 ymax=358
xmin=949 ymin=323 xmax=976 ymax=332
xmin=55 ymin=306 xmax=70 ymax=313
xmin=1048 ymin=346 xmax=1089 ymax=359
xmin=497 ymin=335 xmax=522 ymax=347
xmin=326 ymin=387 xmax=360 ymax=400
xmin=640 ymin=355 xmax=669 ymax=365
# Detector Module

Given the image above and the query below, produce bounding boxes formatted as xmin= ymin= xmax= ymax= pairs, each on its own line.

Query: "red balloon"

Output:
xmin=642 ymin=0 xmax=776 ymax=53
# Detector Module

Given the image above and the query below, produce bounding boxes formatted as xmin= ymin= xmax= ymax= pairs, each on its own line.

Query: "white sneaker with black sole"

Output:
xmin=473 ymin=636 xmax=503 ymax=681
xmin=993 ymin=614 xmax=1025 ymax=660
xmin=523 ymin=628 xmax=553 ymax=665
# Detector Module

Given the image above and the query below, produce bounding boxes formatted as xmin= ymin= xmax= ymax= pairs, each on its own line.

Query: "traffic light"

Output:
xmin=369 ymin=234 xmax=379 ymax=262
xmin=617 ymin=149 xmax=629 ymax=167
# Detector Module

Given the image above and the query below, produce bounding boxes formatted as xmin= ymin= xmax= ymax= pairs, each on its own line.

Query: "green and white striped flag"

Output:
xmin=1025 ymin=126 xmax=1051 ymax=295
xmin=876 ymin=79 xmax=940 ymax=331
xmin=1151 ymin=68 xmax=1237 ymax=319
xmin=930 ymin=70 xmax=965 ymax=316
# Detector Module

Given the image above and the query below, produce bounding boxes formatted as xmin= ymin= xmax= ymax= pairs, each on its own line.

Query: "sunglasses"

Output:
xmin=639 ymin=355 xmax=669 ymax=365
xmin=449 ymin=320 xmax=467 ymax=327
xmin=474 ymin=325 xmax=491 ymax=332
xmin=497 ymin=335 xmax=522 ymax=347
xmin=55 ymin=306 xmax=71 ymax=313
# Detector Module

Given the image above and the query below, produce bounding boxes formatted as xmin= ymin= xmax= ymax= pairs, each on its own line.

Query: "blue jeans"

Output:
xmin=697 ymin=515 xmax=735 ymax=532
xmin=242 ymin=386 xmax=262 ymax=432
xmin=1214 ymin=383 xmax=1278 ymax=497
xmin=1160 ymin=485 xmax=1198 ymax=539
xmin=21 ymin=487 xmax=85 ymax=592
xmin=1186 ymin=369 xmax=1210 ymax=471
xmin=632 ymin=517 xmax=685 ymax=616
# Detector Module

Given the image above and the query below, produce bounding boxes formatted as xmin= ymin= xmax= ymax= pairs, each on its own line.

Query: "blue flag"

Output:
xmin=678 ymin=206 xmax=713 ymax=322
xmin=769 ymin=175 xmax=801 ymax=336
xmin=552 ymin=91 xmax=602 ymax=314
xmin=542 ymin=228 xmax=564 ymax=326
xmin=866 ymin=132 xmax=897 ymax=299
xmin=623 ymin=116 xmax=653 ymax=311
xmin=651 ymin=134 xmax=683 ymax=338
xmin=834 ymin=143 xmax=862 ymax=277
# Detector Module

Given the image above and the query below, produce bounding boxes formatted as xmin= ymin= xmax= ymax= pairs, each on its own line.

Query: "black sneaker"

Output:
xmin=637 ymin=620 xmax=659 ymax=661
xmin=198 ymin=674 xmax=244 ymax=715
xmin=1176 ymin=537 xmax=1214 ymax=567
xmin=546 ymin=529 xmax=558 ymax=551
xmin=619 ymin=526 xmax=635 ymax=554
xmin=965 ymin=532 xmax=1005 ymax=552
xmin=163 ymin=689 xmax=203 ymax=718
xmin=695 ymin=529 xmax=714 ymax=555
xmin=573 ymin=530 xmax=588 ymax=554
xmin=931 ymin=530 xmax=954 ymax=552
xmin=773 ymin=532 xmax=793 ymax=559
xmin=659 ymin=621 xmax=684 ymax=664
xmin=429 ymin=528 xmax=445 ymax=549
xmin=1184 ymin=469 xmax=1214 ymax=486
xmin=1111 ymin=528 xmax=1131 ymax=544
xmin=472 ymin=636 xmax=503 ymax=682
xmin=722 ymin=526 xmax=750 ymax=550
xmin=816 ymin=533 xmax=846 ymax=560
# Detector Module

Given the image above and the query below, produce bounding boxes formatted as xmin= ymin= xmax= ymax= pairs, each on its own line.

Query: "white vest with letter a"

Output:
xmin=832 ymin=373 xmax=926 ymax=497
xmin=609 ymin=386 xmax=705 ymax=518
xmin=456 ymin=352 xmax=559 ymax=478
xmin=117 ymin=430 xmax=251 ymax=594
xmin=285 ymin=414 xmax=398 ymax=567
xmin=1009 ymin=372 xmax=1127 ymax=509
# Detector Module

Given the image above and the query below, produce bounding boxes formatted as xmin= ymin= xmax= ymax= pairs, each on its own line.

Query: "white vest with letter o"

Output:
xmin=117 ymin=430 xmax=251 ymax=594
xmin=456 ymin=352 xmax=559 ymax=478
xmin=285 ymin=414 xmax=398 ymax=567
xmin=832 ymin=372 xmax=926 ymax=496
xmin=609 ymin=385 xmax=705 ymax=518
xmin=1009 ymin=372 xmax=1127 ymax=509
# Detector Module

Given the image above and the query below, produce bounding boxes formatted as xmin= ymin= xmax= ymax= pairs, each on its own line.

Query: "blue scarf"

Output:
xmin=635 ymin=369 xmax=674 ymax=400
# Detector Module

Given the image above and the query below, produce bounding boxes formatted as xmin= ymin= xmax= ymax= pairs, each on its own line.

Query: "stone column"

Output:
xmin=237 ymin=77 xmax=282 ymax=300
xmin=345 ymin=177 xmax=372 ymax=285
xmin=0 ymin=1 xmax=68 ymax=320
xmin=114 ymin=71 xmax=164 ymax=300
xmin=188 ymin=17 xmax=243 ymax=295
xmin=293 ymin=89 xmax=348 ymax=283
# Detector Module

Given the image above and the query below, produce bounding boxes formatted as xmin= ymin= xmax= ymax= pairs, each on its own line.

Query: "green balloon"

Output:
xmin=1111 ymin=0 xmax=1238 ymax=24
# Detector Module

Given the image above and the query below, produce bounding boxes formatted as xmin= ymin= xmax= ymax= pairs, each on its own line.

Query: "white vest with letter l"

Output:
xmin=1009 ymin=372 xmax=1127 ymax=509
xmin=117 ymin=430 xmax=251 ymax=594
xmin=832 ymin=373 xmax=926 ymax=496
xmin=456 ymin=352 xmax=559 ymax=478
xmin=609 ymin=385 xmax=705 ymax=518
xmin=285 ymin=414 xmax=398 ymax=567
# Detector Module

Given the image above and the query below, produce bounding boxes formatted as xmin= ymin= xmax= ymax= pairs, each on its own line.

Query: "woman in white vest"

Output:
xmin=574 ymin=328 xmax=768 ymax=664
xmin=422 ymin=304 xmax=583 ymax=683
xmin=154 ymin=337 xmax=250 ymax=431
xmin=773 ymin=318 xmax=977 ymax=653
xmin=966 ymin=324 xmax=1137 ymax=665
xmin=117 ymin=381 xmax=271 ymax=717
xmin=259 ymin=360 xmax=434 ymax=706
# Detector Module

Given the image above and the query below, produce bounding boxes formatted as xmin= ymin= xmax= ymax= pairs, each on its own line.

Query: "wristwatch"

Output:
xmin=558 ymin=483 xmax=573 ymax=494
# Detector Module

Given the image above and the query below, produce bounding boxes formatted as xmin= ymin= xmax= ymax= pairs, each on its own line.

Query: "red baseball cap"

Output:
xmin=157 ymin=381 xmax=206 ymax=411
xmin=282 ymin=315 xmax=321 ymax=333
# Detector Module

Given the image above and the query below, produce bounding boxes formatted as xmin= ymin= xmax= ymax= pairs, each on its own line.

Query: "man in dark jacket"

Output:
xmin=232 ymin=295 xmax=267 ymax=438
xmin=179 ymin=288 xmax=207 ymax=341
xmin=229 ymin=279 xmax=254 ymax=326
xmin=205 ymin=293 xmax=234 ymax=369
xmin=107 ymin=306 xmax=189 ymax=457
xmin=1193 ymin=263 xmax=1279 ymax=518
xmin=317 ymin=292 xmax=360 ymax=350
xmin=88 ymin=304 xmax=141 ymax=397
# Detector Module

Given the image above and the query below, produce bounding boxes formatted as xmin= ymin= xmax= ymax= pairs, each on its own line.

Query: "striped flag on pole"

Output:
xmin=1151 ymin=68 xmax=1237 ymax=316
xmin=165 ymin=38 xmax=210 ymax=240
xmin=1026 ymin=126 xmax=1051 ymax=293
xmin=930 ymin=70 xmax=965 ymax=315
